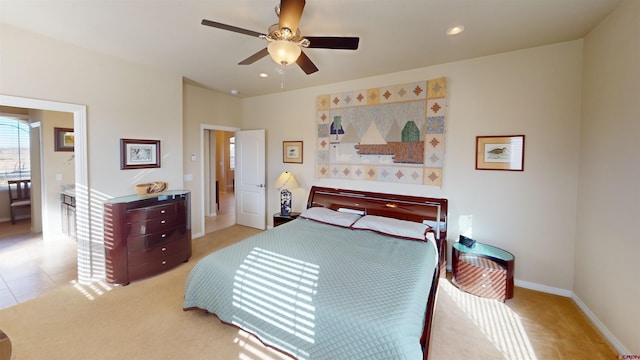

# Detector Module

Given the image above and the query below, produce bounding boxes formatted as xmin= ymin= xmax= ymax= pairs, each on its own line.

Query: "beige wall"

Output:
xmin=1 ymin=23 xmax=184 ymax=279
xmin=0 ymin=23 xmax=184 ymax=197
xmin=243 ymin=40 xmax=583 ymax=292
xmin=576 ymin=0 xmax=639 ymax=354
xmin=182 ymin=83 xmax=241 ymax=237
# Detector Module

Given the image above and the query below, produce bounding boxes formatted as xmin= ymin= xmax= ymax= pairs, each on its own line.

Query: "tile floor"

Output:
xmin=0 ymin=190 xmax=236 ymax=310
xmin=0 ymin=219 xmax=77 ymax=310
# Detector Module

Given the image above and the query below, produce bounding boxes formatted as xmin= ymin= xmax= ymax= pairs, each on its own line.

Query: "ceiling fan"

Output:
xmin=201 ymin=0 xmax=359 ymax=75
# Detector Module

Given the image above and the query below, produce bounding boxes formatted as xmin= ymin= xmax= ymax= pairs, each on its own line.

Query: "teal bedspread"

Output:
xmin=183 ymin=218 xmax=437 ymax=359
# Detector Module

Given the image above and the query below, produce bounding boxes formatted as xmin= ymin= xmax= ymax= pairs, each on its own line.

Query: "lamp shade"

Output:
xmin=267 ymin=40 xmax=302 ymax=65
xmin=273 ymin=171 xmax=299 ymax=190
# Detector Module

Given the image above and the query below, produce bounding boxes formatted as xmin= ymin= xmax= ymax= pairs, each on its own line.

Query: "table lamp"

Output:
xmin=273 ymin=171 xmax=299 ymax=216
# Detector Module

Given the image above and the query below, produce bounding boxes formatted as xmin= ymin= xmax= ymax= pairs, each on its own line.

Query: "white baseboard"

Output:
xmin=514 ymin=279 xmax=572 ymax=297
xmin=191 ymin=231 xmax=204 ymax=239
xmin=571 ymin=293 xmax=629 ymax=355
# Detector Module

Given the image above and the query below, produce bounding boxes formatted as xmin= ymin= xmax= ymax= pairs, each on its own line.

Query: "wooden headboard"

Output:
xmin=306 ymin=186 xmax=448 ymax=241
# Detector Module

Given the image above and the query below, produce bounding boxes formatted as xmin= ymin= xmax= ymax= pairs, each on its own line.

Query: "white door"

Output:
xmin=235 ymin=129 xmax=266 ymax=229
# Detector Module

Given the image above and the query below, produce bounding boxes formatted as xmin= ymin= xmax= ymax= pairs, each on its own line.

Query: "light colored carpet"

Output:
xmin=0 ymin=225 xmax=615 ymax=360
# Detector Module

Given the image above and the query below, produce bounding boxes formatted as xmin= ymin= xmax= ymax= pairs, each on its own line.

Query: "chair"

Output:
xmin=8 ymin=179 xmax=31 ymax=225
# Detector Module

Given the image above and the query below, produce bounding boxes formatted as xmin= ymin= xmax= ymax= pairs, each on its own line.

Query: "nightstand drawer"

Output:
xmin=453 ymin=252 xmax=510 ymax=301
xmin=455 ymin=256 xmax=507 ymax=300
xmin=452 ymin=241 xmax=514 ymax=302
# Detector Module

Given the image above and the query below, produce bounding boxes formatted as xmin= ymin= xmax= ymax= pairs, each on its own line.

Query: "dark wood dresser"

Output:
xmin=452 ymin=241 xmax=514 ymax=302
xmin=104 ymin=191 xmax=191 ymax=285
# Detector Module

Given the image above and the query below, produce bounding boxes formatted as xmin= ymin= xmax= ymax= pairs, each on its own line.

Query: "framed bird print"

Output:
xmin=283 ymin=141 xmax=303 ymax=164
xmin=475 ymin=135 xmax=525 ymax=171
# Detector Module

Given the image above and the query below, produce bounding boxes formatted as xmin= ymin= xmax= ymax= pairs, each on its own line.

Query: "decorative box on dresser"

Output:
xmin=104 ymin=191 xmax=191 ymax=285
xmin=452 ymin=241 xmax=514 ymax=302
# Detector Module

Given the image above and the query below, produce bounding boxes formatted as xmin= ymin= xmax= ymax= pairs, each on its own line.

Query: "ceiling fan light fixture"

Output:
xmin=267 ymin=40 xmax=301 ymax=65
xmin=447 ymin=25 xmax=465 ymax=36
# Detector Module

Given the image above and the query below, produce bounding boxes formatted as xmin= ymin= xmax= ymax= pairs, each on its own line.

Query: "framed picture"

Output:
xmin=54 ymin=127 xmax=74 ymax=152
xmin=120 ymin=139 xmax=161 ymax=170
xmin=283 ymin=141 xmax=303 ymax=164
xmin=475 ymin=135 xmax=525 ymax=171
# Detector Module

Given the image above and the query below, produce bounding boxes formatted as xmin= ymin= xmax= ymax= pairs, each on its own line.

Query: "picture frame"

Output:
xmin=54 ymin=127 xmax=74 ymax=152
xmin=475 ymin=135 xmax=525 ymax=171
xmin=120 ymin=139 xmax=161 ymax=170
xmin=283 ymin=141 xmax=303 ymax=164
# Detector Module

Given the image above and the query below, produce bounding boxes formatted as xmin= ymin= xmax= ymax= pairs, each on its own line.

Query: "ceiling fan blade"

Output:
xmin=305 ymin=36 xmax=360 ymax=50
xmin=296 ymin=51 xmax=318 ymax=75
xmin=201 ymin=19 xmax=265 ymax=38
xmin=239 ymin=48 xmax=269 ymax=65
xmin=279 ymin=0 xmax=305 ymax=33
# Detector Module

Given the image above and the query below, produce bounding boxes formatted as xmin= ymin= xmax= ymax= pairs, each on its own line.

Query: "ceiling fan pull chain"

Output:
xmin=280 ymin=62 xmax=287 ymax=90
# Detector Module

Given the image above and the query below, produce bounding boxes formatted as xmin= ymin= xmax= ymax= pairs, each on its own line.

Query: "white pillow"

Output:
xmin=352 ymin=215 xmax=431 ymax=241
xmin=299 ymin=207 xmax=362 ymax=228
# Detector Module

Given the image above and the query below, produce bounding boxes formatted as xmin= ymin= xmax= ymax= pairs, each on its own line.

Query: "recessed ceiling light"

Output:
xmin=446 ymin=25 xmax=465 ymax=36
xmin=259 ymin=73 xmax=269 ymax=78
xmin=230 ymin=89 xmax=238 ymax=95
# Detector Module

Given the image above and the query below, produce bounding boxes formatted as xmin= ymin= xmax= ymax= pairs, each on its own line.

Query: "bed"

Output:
xmin=183 ymin=186 xmax=448 ymax=360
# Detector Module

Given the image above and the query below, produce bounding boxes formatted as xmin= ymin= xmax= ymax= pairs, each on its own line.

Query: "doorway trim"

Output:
xmin=199 ymin=124 xmax=239 ymax=237
xmin=0 ymin=95 xmax=94 ymax=284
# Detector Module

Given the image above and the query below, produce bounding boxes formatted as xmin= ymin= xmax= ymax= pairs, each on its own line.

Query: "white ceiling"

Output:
xmin=0 ymin=0 xmax=621 ymax=98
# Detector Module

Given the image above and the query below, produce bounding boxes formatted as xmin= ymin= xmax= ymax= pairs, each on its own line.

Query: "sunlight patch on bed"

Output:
xmin=441 ymin=281 xmax=537 ymax=359
xmin=232 ymin=247 xmax=318 ymax=359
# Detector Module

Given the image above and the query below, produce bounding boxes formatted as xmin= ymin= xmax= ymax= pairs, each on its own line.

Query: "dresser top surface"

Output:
xmin=104 ymin=190 xmax=190 ymax=204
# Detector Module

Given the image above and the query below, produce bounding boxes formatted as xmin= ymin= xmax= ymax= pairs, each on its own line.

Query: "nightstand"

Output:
xmin=452 ymin=241 xmax=514 ymax=302
xmin=273 ymin=212 xmax=300 ymax=227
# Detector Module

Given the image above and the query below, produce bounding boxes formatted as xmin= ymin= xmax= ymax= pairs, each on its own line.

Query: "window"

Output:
xmin=0 ymin=116 xmax=31 ymax=187
xmin=229 ymin=136 xmax=235 ymax=170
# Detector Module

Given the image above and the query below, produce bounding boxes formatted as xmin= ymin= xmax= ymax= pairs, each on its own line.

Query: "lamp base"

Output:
xmin=280 ymin=189 xmax=292 ymax=216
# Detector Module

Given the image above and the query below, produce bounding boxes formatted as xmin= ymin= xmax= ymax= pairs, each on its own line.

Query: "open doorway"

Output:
xmin=0 ymin=98 xmax=87 ymax=308
xmin=203 ymin=128 xmax=237 ymax=233
xmin=0 ymin=95 xmax=97 ymax=287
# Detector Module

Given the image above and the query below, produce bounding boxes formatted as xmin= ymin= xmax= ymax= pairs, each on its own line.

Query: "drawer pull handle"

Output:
xmin=162 ymin=261 xmax=167 ymax=265
xmin=161 ymin=220 xmax=166 ymax=224
xmin=161 ymin=247 xmax=167 ymax=251
xmin=161 ymin=233 xmax=167 ymax=238
xmin=161 ymin=210 xmax=166 ymax=214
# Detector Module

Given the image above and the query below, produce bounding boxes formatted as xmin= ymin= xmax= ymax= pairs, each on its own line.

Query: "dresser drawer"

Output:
xmin=127 ymin=225 xmax=187 ymax=253
xmin=128 ymin=237 xmax=189 ymax=264
xmin=126 ymin=216 xmax=183 ymax=237
xmin=128 ymin=248 xmax=190 ymax=282
xmin=126 ymin=203 xmax=178 ymax=222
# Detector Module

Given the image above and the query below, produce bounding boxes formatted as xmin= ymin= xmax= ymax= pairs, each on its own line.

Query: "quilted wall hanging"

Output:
xmin=316 ymin=77 xmax=447 ymax=186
